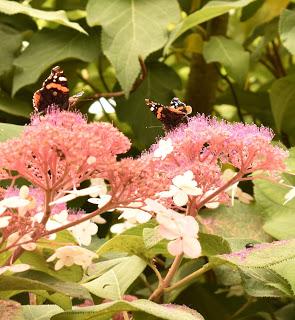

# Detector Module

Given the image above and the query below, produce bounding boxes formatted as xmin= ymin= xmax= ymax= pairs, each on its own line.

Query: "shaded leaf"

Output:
xmin=13 ymin=28 xmax=99 ymax=94
xmin=116 ymin=62 xmax=181 ymax=148
xmin=165 ymin=0 xmax=254 ymax=51
xmin=52 ymin=299 xmax=204 ymax=320
xmin=0 ymin=0 xmax=86 ymax=34
xmin=200 ymin=202 xmax=270 ymax=241
xmin=270 ymin=75 xmax=295 ymax=137
xmin=82 ymin=255 xmax=146 ymax=300
xmin=0 ymin=271 xmax=91 ymax=299
xmin=0 ymin=24 xmax=22 ymax=76
xmin=203 ymin=36 xmax=250 ymax=86
xmin=279 ymin=9 xmax=295 ymax=55
xmin=0 ymin=91 xmax=31 ymax=117
xmin=87 ymin=0 xmax=180 ymax=94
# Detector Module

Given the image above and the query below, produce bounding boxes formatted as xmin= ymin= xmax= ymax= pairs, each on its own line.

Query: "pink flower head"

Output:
xmin=147 ymin=115 xmax=287 ymax=208
xmin=106 ymin=156 xmax=170 ymax=205
xmin=0 ymin=109 xmax=130 ymax=191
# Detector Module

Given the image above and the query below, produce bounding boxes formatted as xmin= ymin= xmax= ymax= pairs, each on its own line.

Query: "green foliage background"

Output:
xmin=0 ymin=0 xmax=295 ymax=319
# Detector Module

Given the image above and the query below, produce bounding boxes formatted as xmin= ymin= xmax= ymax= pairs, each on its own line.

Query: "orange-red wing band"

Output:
xmin=45 ymin=83 xmax=69 ymax=92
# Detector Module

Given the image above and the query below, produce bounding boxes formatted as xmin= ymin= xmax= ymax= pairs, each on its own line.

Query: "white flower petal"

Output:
xmin=173 ymin=190 xmax=188 ymax=206
xmin=50 ymin=193 xmax=77 ymax=205
xmin=284 ymin=186 xmax=295 ymax=205
xmin=167 ymin=238 xmax=183 ymax=256
xmin=0 ymin=197 xmax=30 ymax=208
xmin=182 ymin=237 xmax=202 ymax=258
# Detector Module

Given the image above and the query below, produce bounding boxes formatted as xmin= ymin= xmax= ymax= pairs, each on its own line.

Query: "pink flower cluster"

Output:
xmin=0 ymin=109 xmax=130 ymax=191
xmin=148 ymin=115 xmax=287 ymax=208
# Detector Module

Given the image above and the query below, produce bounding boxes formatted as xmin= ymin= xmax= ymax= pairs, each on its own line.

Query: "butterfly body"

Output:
xmin=33 ymin=66 xmax=82 ymax=112
xmin=145 ymin=97 xmax=192 ymax=131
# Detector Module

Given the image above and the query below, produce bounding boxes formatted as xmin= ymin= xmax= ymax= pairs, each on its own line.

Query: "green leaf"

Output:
xmin=51 ymin=299 xmax=204 ymax=320
xmin=218 ymin=240 xmax=295 ymax=297
xmin=0 ymin=92 xmax=31 ymax=117
xmin=218 ymin=239 xmax=295 ymax=268
xmin=82 ymin=255 xmax=146 ymax=300
xmin=97 ymin=221 xmax=169 ymax=258
xmin=200 ymin=202 xmax=271 ymax=241
xmin=0 ymin=0 xmax=86 ymax=34
xmin=0 ymin=24 xmax=22 ymax=76
xmin=254 ymin=179 xmax=295 ymax=239
xmin=22 ymin=305 xmax=63 ymax=320
xmin=240 ymin=267 xmax=293 ymax=297
xmin=13 ymin=28 xmax=99 ymax=94
xmin=270 ymin=75 xmax=295 ymax=136
xmin=0 ymin=271 xmax=91 ymax=299
xmin=116 ymin=62 xmax=181 ymax=148
xmin=0 ymin=123 xmax=23 ymax=141
xmin=279 ymin=9 xmax=295 ymax=55
xmin=165 ymin=0 xmax=255 ymax=51
xmin=0 ymin=300 xmax=24 ymax=320
xmin=86 ymin=0 xmax=180 ymax=94
xmin=203 ymin=36 xmax=250 ymax=86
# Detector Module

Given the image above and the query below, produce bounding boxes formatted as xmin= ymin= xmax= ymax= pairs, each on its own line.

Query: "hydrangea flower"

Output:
xmin=70 ymin=220 xmax=98 ymax=246
xmin=160 ymin=170 xmax=203 ymax=206
xmin=145 ymin=199 xmax=201 ymax=258
xmin=6 ymin=232 xmax=36 ymax=251
xmin=47 ymin=246 xmax=97 ymax=270
xmin=0 ymin=110 xmax=130 ymax=191
xmin=110 ymin=203 xmax=152 ymax=234
xmin=284 ymin=186 xmax=295 ymax=205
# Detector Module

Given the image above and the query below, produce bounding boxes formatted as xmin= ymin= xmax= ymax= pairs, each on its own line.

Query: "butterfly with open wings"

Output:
xmin=145 ymin=97 xmax=192 ymax=131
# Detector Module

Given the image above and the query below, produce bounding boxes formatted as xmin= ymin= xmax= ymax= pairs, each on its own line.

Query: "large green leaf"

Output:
xmin=0 ymin=24 xmax=22 ymax=76
xmin=165 ymin=0 xmax=255 ymax=51
xmin=254 ymin=178 xmax=295 ymax=239
xmin=200 ymin=202 xmax=270 ymax=241
xmin=51 ymin=299 xmax=204 ymax=320
xmin=218 ymin=239 xmax=295 ymax=297
xmin=116 ymin=62 xmax=181 ymax=148
xmin=0 ymin=122 xmax=23 ymax=141
xmin=22 ymin=305 xmax=62 ymax=320
xmin=0 ymin=92 xmax=31 ymax=117
xmin=86 ymin=0 xmax=180 ymax=94
xmin=0 ymin=0 xmax=86 ymax=34
xmin=203 ymin=36 xmax=250 ymax=86
xmin=82 ymin=255 xmax=146 ymax=300
xmin=279 ymin=9 xmax=295 ymax=55
xmin=0 ymin=271 xmax=91 ymax=299
xmin=13 ymin=28 xmax=99 ymax=94
xmin=270 ymin=75 xmax=295 ymax=137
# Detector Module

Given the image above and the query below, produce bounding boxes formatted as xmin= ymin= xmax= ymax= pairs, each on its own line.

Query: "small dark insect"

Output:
xmin=145 ymin=97 xmax=192 ymax=131
xmin=245 ymin=243 xmax=255 ymax=249
xmin=33 ymin=66 xmax=83 ymax=113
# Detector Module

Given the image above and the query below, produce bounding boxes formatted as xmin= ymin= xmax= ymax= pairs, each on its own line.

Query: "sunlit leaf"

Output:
xmin=279 ymin=9 xmax=295 ymax=55
xmin=203 ymin=36 xmax=250 ymax=86
xmin=51 ymin=299 xmax=204 ymax=320
xmin=82 ymin=255 xmax=146 ymax=300
xmin=165 ymin=0 xmax=255 ymax=51
xmin=87 ymin=0 xmax=180 ymax=94
xmin=0 ymin=0 xmax=86 ymax=34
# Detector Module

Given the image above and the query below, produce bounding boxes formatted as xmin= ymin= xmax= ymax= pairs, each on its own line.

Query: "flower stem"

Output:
xmin=164 ymin=262 xmax=213 ymax=293
xmin=149 ymin=254 xmax=183 ymax=302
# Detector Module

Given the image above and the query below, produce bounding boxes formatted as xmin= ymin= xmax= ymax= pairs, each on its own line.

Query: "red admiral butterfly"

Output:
xmin=145 ymin=97 xmax=192 ymax=131
xmin=33 ymin=66 xmax=83 ymax=112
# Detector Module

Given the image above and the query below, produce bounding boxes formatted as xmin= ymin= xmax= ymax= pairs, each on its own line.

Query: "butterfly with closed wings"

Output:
xmin=33 ymin=66 xmax=83 ymax=113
